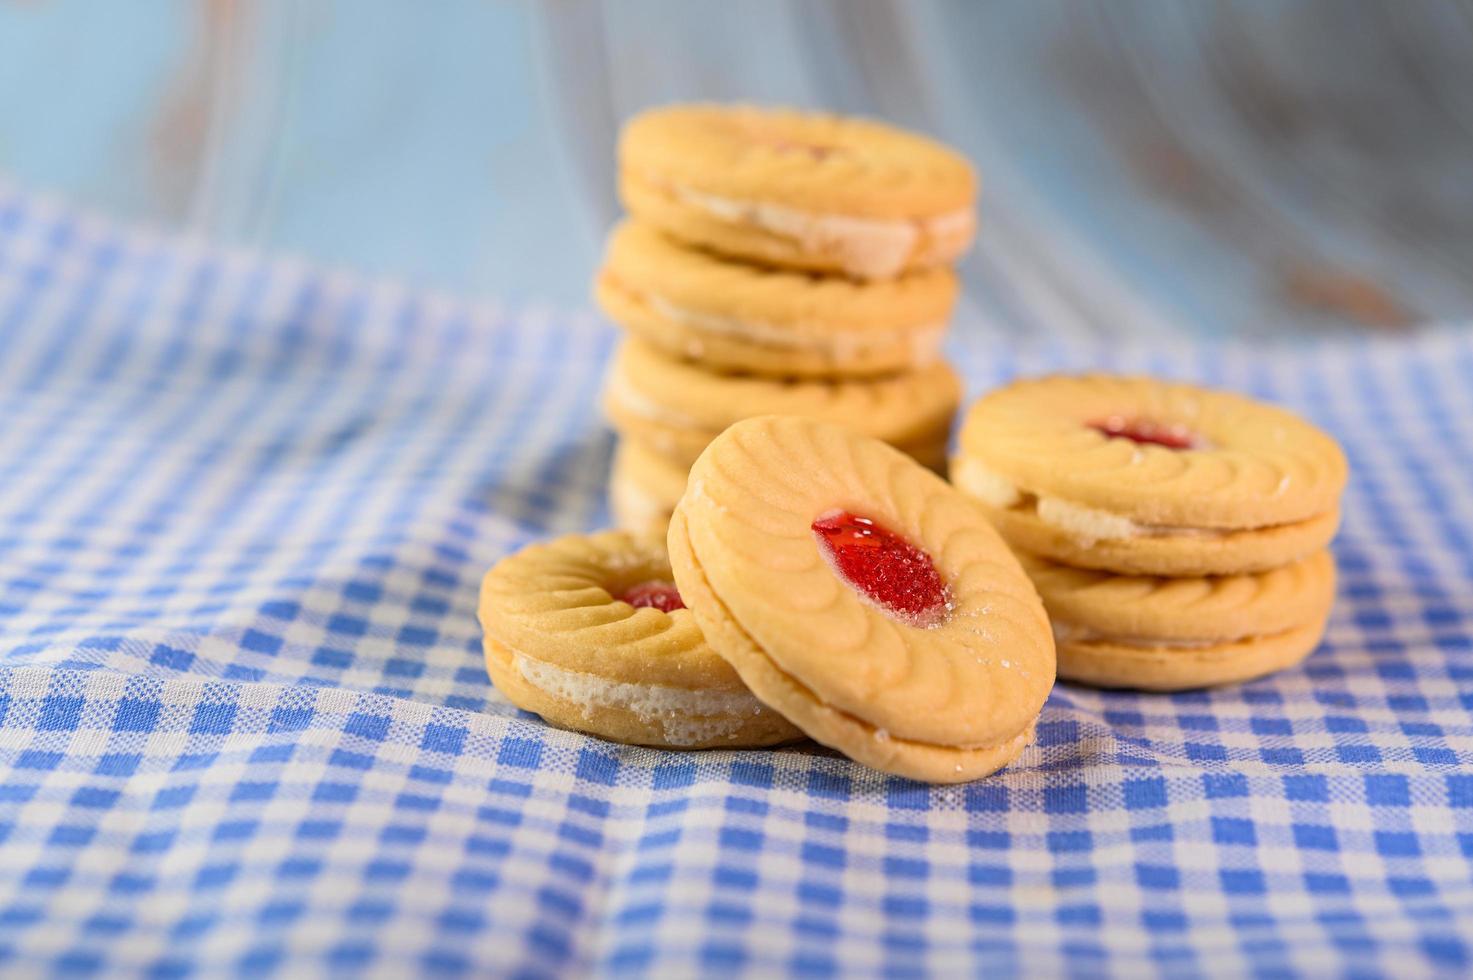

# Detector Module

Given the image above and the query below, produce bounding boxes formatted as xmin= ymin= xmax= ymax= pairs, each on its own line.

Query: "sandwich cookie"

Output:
xmin=668 ymin=416 xmax=1055 ymax=783
xmin=596 ymin=220 xmax=958 ymax=378
xmin=620 ymin=104 xmax=977 ymax=280
xmin=1022 ymin=551 xmax=1336 ymax=690
xmin=604 ymin=339 xmax=960 ymax=472
xmin=610 ymin=438 xmax=688 ymax=539
xmin=952 ymin=375 xmax=1347 ymax=575
xmin=479 ymin=531 xmax=802 ymax=749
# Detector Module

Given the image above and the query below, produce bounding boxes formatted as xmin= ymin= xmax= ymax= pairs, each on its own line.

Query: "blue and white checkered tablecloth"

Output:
xmin=0 ymin=182 xmax=1471 ymax=979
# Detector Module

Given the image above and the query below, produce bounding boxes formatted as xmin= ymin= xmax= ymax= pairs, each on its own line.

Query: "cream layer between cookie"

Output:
xmin=609 ymin=475 xmax=674 ymax=534
xmin=511 ymin=652 xmax=769 ymax=747
xmin=609 ymin=367 xmax=955 ymax=453
xmin=953 ymin=457 xmax=1229 ymax=543
xmin=641 ymin=292 xmax=948 ymax=365
xmin=604 ymin=375 xmax=704 ymax=431
xmin=670 ymin=184 xmax=974 ymax=280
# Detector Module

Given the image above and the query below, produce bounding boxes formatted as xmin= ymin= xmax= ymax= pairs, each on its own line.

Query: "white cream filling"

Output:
xmin=514 ymin=653 xmax=767 ymax=746
xmin=954 ymin=459 xmax=1221 ymax=543
xmin=1036 ymin=498 xmax=1146 ymax=543
xmin=950 ymin=457 xmax=1021 ymax=508
xmin=605 ymin=375 xmax=705 ymax=431
xmin=610 ymin=477 xmax=674 ymax=531
xmin=673 ymin=185 xmax=974 ymax=280
xmin=926 ymin=209 xmax=977 ymax=241
xmin=646 ymin=293 xmax=946 ymax=366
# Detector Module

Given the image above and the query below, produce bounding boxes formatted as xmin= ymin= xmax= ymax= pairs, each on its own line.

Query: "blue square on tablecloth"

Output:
xmin=0 ymin=184 xmax=1469 ymax=977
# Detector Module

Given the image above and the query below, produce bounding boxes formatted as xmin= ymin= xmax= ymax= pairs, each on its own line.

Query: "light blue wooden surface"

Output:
xmin=1 ymin=0 xmax=1469 ymax=338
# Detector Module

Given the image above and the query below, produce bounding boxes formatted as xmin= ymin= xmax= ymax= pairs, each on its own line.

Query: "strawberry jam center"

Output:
xmin=618 ymin=580 xmax=685 ymax=613
xmin=749 ymin=129 xmax=838 ymax=161
xmin=812 ymin=511 xmax=948 ymax=626
xmin=773 ymin=139 xmax=835 ymax=161
xmin=1090 ymin=416 xmax=1199 ymax=450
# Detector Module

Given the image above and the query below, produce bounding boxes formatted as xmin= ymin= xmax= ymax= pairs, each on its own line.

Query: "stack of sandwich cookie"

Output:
xmin=952 ymin=374 xmax=1348 ymax=690
xmin=596 ymin=103 xmax=978 ymax=537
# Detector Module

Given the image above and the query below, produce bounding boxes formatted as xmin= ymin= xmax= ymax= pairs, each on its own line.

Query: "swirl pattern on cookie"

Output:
xmin=479 ymin=531 xmax=802 ymax=749
xmin=604 ymin=339 xmax=958 ymax=470
xmin=619 ymin=104 xmax=977 ymax=279
xmin=668 ymin=416 xmax=1054 ymax=783
xmin=596 ymin=221 xmax=957 ymax=378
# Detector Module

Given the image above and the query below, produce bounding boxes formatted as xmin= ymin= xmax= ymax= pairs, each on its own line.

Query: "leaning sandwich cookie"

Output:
xmin=667 ymin=416 xmax=1055 ymax=783
xmin=952 ymin=374 xmax=1348 ymax=576
xmin=478 ymin=531 xmax=803 ymax=749
xmin=595 ymin=220 xmax=958 ymax=378
xmin=619 ymin=104 xmax=977 ymax=280
xmin=1022 ymin=551 xmax=1337 ymax=690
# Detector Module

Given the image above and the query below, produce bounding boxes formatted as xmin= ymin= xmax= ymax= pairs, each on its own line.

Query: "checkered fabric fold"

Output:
xmin=0 ymin=184 xmax=1470 ymax=977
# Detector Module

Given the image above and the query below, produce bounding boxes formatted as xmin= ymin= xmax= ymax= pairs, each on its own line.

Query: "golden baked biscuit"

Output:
xmin=953 ymin=374 xmax=1348 ymax=575
xmin=1021 ymin=551 xmax=1336 ymax=690
xmin=1056 ymin=623 xmax=1330 ymax=693
xmin=970 ymin=498 xmax=1340 ymax=576
xmin=479 ymin=531 xmax=802 ymax=749
xmin=668 ymin=416 xmax=1055 ymax=783
xmin=603 ymin=338 xmax=958 ymax=471
xmin=609 ymin=438 xmax=688 ymax=539
xmin=620 ymin=104 xmax=976 ymax=280
xmin=596 ymin=221 xmax=957 ymax=378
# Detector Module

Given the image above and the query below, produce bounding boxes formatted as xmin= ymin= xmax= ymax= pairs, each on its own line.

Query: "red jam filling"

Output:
xmin=1089 ymin=416 xmax=1199 ymax=450
xmin=812 ymin=511 xmax=948 ymax=626
xmin=753 ymin=132 xmax=837 ymax=161
xmin=618 ymin=580 xmax=686 ymax=613
xmin=777 ymin=140 xmax=835 ymax=161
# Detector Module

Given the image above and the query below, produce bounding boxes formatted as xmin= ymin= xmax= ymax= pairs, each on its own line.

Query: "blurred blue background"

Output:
xmin=2 ymin=0 xmax=1470 ymax=339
